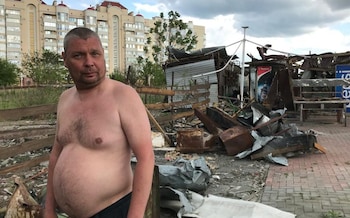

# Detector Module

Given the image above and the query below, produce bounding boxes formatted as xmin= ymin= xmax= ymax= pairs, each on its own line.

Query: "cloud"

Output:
xmin=153 ymin=0 xmax=350 ymax=38
xmin=64 ymin=0 xmax=350 ymax=56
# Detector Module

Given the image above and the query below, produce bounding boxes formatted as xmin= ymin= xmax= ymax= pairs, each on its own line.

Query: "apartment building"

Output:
xmin=0 ymin=0 xmax=206 ymax=75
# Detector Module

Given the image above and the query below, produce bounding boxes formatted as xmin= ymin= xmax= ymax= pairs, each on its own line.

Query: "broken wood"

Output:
xmin=0 ymin=128 xmax=55 ymax=140
xmin=5 ymin=177 xmax=42 ymax=218
xmin=0 ymin=136 xmax=54 ymax=160
xmin=136 ymin=87 xmax=175 ymax=96
xmin=146 ymin=108 xmax=173 ymax=146
xmin=314 ymin=142 xmax=327 ymax=154
xmin=0 ymin=104 xmax=57 ymax=122
xmin=0 ymin=154 xmax=50 ymax=175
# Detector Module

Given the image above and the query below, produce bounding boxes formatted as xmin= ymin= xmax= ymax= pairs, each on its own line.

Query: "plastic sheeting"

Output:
xmin=160 ymin=188 xmax=296 ymax=218
xmin=158 ymin=157 xmax=211 ymax=192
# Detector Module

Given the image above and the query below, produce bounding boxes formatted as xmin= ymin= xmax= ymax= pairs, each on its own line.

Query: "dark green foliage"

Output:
xmin=22 ymin=49 xmax=69 ymax=85
xmin=0 ymin=58 xmax=19 ymax=86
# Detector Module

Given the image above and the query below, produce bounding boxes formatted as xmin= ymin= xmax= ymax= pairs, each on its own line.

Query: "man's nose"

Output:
xmin=85 ymin=55 xmax=94 ymax=66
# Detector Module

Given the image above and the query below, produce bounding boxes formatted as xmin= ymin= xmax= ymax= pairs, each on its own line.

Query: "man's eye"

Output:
xmin=92 ymin=52 xmax=100 ymax=57
xmin=73 ymin=54 xmax=82 ymax=58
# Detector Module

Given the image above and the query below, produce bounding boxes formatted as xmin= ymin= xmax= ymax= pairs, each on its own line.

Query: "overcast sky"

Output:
xmin=62 ymin=0 xmax=350 ymax=60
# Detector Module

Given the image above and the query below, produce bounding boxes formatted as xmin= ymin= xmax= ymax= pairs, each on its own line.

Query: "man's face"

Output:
xmin=62 ymin=36 xmax=106 ymax=89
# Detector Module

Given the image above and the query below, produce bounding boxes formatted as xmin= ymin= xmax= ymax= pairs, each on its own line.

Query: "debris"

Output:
xmin=160 ymin=187 xmax=296 ymax=218
xmin=5 ymin=177 xmax=41 ymax=218
xmin=152 ymin=131 xmax=165 ymax=148
xmin=176 ymin=128 xmax=206 ymax=153
xmin=218 ymin=125 xmax=254 ymax=156
xmin=158 ymin=157 xmax=211 ymax=192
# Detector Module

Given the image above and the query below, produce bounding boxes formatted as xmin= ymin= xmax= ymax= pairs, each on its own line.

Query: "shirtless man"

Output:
xmin=43 ymin=27 xmax=155 ymax=218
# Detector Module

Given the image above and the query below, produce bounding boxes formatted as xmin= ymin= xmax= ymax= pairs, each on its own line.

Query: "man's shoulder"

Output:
xmin=109 ymin=79 xmax=135 ymax=93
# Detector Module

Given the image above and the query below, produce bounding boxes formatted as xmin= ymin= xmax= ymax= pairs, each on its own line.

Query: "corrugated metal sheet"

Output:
xmin=209 ymin=83 xmax=218 ymax=104
xmin=165 ymin=59 xmax=219 ymax=104
xmin=165 ymin=59 xmax=217 ymax=86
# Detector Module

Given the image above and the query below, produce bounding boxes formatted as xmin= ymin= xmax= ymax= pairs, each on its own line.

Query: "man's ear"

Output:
xmin=62 ymin=52 xmax=67 ymax=67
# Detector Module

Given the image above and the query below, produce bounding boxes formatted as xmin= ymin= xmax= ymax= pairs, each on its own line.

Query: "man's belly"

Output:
xmin=53 ymin=145 xmax=133 ymax=217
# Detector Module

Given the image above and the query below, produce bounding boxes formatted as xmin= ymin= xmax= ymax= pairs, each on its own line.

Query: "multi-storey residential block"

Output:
xmin=0 ymin=0 xmax=205 ymax=75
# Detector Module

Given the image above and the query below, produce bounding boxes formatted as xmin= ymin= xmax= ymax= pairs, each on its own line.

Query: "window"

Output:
xmin=45 ymin=15 xmax=54 ymax=19
xmin=77 ymin=19 xmax=84 ymax=26
xmin=57 ymin=12 xmax=68 ymax=22
xmin=7 ymin=35 xmax=20 ymax=43
xmin=6 ymin=18 xmax=20 ymax=23
xmin=6 ymin=9 xmax=20 ymax=15
xmin=7 ymin=26 xmax=20 ymax=32
xmin=86 ymin=16 xmax=96 ymax=25
xmin=69 ymin=17 xmax=76 ymax=23
xmin=57 ymin=23 xmax=69 ymax=31
xmin=0 ymin=6 xmax=4 ymax=16
xmin=44 ymin=22 xmax=56 ymax=28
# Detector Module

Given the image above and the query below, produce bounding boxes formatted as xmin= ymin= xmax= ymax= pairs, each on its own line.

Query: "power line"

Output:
xmin=192 ymin=41 xmax=242 ymax=78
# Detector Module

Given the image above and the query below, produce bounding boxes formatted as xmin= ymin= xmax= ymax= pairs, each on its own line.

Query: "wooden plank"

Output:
xmin=172 ymin=110 xmax=194 ymax=121
xmin=136 ymin=87 xmax=175 ymax=96
xmin=144 ymin=165 xmax=160 ymax=218
xmin=0 ymin=154 xmax=50 ymax=175
xmin=0 ymin=127 xmax=55 ymax=140
xmin=292 ymin=78 xmax=350 ymax=87
xmin=145 ymin=97 xmax=209 ymax=110
xmin=0 ymin=136 xmax=54 ymax=159
xmin=294 ymin=100 xmax=350 ymax=104
xmin=0 ymin=104 xmax=57 ymax=121
xmin=146 ymin=102 xmax=173 ymax=110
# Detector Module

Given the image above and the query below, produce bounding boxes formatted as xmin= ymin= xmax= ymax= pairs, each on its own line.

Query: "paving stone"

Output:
xmin=261 ymin=117 xmax=350 ymax=217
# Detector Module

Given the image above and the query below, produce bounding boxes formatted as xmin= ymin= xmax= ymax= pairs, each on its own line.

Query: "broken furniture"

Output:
xmin=292 ymin=78 xmax=350 ymax=126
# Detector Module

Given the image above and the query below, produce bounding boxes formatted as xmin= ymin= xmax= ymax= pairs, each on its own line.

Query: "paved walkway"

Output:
xmin=261 ymin=115 xmax=350 ymax=218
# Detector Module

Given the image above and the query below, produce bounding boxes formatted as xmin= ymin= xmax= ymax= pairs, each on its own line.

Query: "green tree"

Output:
xmin=136 ymin=57 xmax=165 ymax=87
xmin=146 ymin=10 xmax=198 ymax=64
xmin=109 ymin=69 xmax=127 ymax=83
xmin=22 ymin=49 xmax=68 ymax=85
xmin=0 ymin=58 xmax=18 ymax=86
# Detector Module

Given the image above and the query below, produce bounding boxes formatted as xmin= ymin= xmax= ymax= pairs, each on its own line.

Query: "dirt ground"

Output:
xmin=154 ymin=148 xmax=270 ymax=217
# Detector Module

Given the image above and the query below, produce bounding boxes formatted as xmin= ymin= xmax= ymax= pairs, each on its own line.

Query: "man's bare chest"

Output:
xmin=57 ymin=107 xmax=121 ymax=148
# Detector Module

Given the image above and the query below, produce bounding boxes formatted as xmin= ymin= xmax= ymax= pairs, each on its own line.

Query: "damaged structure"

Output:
xmin=165 ymin=46 xmax=241 ymax=104
xmin=163 ymin=44 xmax=343 ymax=164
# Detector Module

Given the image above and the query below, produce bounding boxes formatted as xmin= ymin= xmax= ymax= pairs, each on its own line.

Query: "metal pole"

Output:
xmin=240 ymin=26 xmax=248 ymax=108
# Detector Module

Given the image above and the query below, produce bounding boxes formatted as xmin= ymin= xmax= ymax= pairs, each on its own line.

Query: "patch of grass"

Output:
xmin=322 ymin=210 xmax=344 ymax=218
xmin=0 ymin=86 xmax=65 ymax=109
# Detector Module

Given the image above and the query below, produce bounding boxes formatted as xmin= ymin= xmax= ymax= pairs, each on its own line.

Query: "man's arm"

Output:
xmin=120 ymin=85 xmax=155 ymax=218
xmin=43 ymin=139 xmax=62 ymax=218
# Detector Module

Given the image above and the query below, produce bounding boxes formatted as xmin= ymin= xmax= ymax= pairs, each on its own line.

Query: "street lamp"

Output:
xmin=240 ymin=26 xmax=248 ymax=108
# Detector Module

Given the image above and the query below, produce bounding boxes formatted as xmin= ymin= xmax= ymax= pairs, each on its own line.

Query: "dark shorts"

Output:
xmin=90 ymin=192 xmax=132 ymax=218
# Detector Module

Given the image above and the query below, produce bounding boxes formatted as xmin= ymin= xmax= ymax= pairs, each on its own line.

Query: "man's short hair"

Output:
xmin=63 ymin=27 xmax=101 ymax=51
